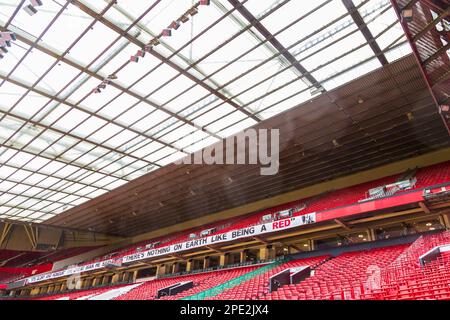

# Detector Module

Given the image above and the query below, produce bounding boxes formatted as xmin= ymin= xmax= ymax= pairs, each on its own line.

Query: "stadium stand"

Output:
xmin=115 ymin=265 xmax=261 ymax=300
xmin=52 ymin=161 xmax=450 ymax=269
xmin=208 ymin=256 xmax=329 ymax=300
xmin=263 ymin=245 xmax=408 ymax=300
xmin=1 ymin=0 xmax=450 ymax=306
xmin=6 ymin=229 xmax=449 ymax=300
xmin=2 ymin=161 xmax=449 ymax=300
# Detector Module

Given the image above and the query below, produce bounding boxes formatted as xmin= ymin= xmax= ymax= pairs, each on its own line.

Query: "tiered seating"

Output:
xmin=159 ymin=266 xmax=259 ymax=300
xmin=264 ymin=245 xmax=408 ymax=300
xmin=368 ymin=231 xmax=450 ymax=300
xmin=115 ymin=266 xmax=259 ymax=300
xmin=0 ymin=271 xmax=24 ymax=284
xmin=414 ymin=161 xmax=450 ymax=189
xmin=0 ymin=250 xmax=21 ymax=263
xmin=1 ymin=251 xmax=44 ymax=268
xmin=211 ymin=256 xmax=328 ymax=300
xmin=10 ymin=161 xmax=450 ymax=289
xmin=30 ymin=246 xmax=104 ymax=266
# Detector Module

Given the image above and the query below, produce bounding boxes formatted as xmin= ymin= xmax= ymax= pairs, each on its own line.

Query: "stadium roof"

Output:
xmin=0 ymin=0 xmax=414 ymax=224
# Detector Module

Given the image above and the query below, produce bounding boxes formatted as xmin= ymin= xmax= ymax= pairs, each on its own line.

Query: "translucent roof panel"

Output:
xmin=0 ymin=0 xmax=411 ymax=222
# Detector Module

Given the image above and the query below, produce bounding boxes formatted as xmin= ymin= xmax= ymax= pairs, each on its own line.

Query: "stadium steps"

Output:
xmin=181 ymin=261 xmax=284 ymax=300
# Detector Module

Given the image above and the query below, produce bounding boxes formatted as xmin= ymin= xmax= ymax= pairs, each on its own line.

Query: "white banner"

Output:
xmin=122 ymin=213 xmax=316 ymax=264
xmin=26 ymin=259 xmax=115 ymax=284
xmin=24 ymin=213 xmax=316 ymax=284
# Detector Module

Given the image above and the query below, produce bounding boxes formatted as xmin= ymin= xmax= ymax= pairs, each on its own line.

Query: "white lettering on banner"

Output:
xmin=122 ymin=213 xmax=316 ymax=264
xmin=23 ymin=213 xmax=316 ymax=284
xmin=26 ymin=259 xmax=114 ymax=284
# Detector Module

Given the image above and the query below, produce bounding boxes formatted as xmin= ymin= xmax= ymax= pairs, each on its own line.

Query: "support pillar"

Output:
xmin=186 ymin=259 xmax=193 ymax=272
xmin=112 ymin=273 xmax=120 ymax=284
xmin=368 ymin=228 xmax=376 ymax=241
xmin=219 ymin=253 xmax=229 ymax=266
xmin=309 ymin=239 xmax=315 ymax=251
xmin=259 ymin=246 xmax=275 ymax=261
xmin=92 ymin=276 xmax=101 ymax=287
xmin=172 ymin=262 xmax=180 ymax=274
xmin=240 ymin=250 xmax=248 ymax=263
xmin=203 ymin=256 xmax=210 ymax=269
xmin=440 ymin=213 xmax=450 ymax=229
xmin=156 ymin=264 xmax=166 ymax=276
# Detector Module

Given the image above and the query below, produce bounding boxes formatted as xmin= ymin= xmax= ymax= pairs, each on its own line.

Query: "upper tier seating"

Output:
xmin=28 ymin=246 xmax=104 ymax=266
xmin=0 ymin=271 xmax=25 ymax=284
xmin=0 ymin=250 xmax=43 ymax=267
xmin=413 ymin=161 xmax=450 ymax=189
xmin=211 ymin=256 xmax=329 ymax=300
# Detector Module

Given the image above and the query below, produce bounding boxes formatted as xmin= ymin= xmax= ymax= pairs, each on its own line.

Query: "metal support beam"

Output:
xmin=412 ymin=6 xmax=450 ymax=42
xmin=423 ymin=42 xmax=450 ymax=65
xmin=169 ymin=254 xmax=187 ymax=261
xmin=390 ymin=0 xmax=450 ymax=135
xmin=71 ymin=0 xmax=260 ymax=122
xmin=342 ymin=0 xmax=388 ymax=65
xmin=23 ymin=224 xmax=37 ymax=249
xmin=253 ymin=236 xmax=269 ymax=245
xmin=0 ymin=222 xmax=12 ymax=247
xmin=205 ymin=245 xmax=224 ymax=254
xmin=289 ymin=244 xmax=305 ymax=253
xmin=334 ymin=218 xmax=352 ymax=230
xmin=227 ymin=0 xmax=323 ymax=90
xmin=419 ymin=201 xmax=431 ymax=213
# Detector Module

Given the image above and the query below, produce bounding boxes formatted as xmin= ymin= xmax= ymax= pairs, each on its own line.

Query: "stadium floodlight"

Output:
xmin=0 ymin=39 xmax=11 ymax=47
xmin=188 ymin=7 xmax=199 ymax=16
xmin=162 ymin=29 xmax=172 ymax=37
xmin=180 ymin=14 xmax=189 ymax=23
xmin=150 ymin=38 xmax=160 ymax=46
xmin=401 ymin=8 xmax=413 ymax=22
xmin=30 ymin=0 xmax=43 ymax=6
xmin=144 ymin=44 xmax=153 ymax=53
xmin=23 ymin=4 xmax=38 ymax=15
xmin=0 ymin=31 xmax=16 ymax=41
xmin=136 ymin=49 xmax=145 ymax=57
xmin=358 ymin=96 xmax=364 ymax=104
xmin=169 ymin=20 xmax=180 ymax=30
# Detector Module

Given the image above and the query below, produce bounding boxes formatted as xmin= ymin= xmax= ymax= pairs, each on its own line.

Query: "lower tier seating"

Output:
xmin=263 ymin=244 xmax=408 ymax=300
xmin=35 ymin=284 xmax=129 ymax=300
xmin=115 ymin=265 xmax=260 ymax=300
xmin=8 ymin=231 xmax=450 ymax=300
xmin=210 ymin=256 xmax=329 ymax=300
